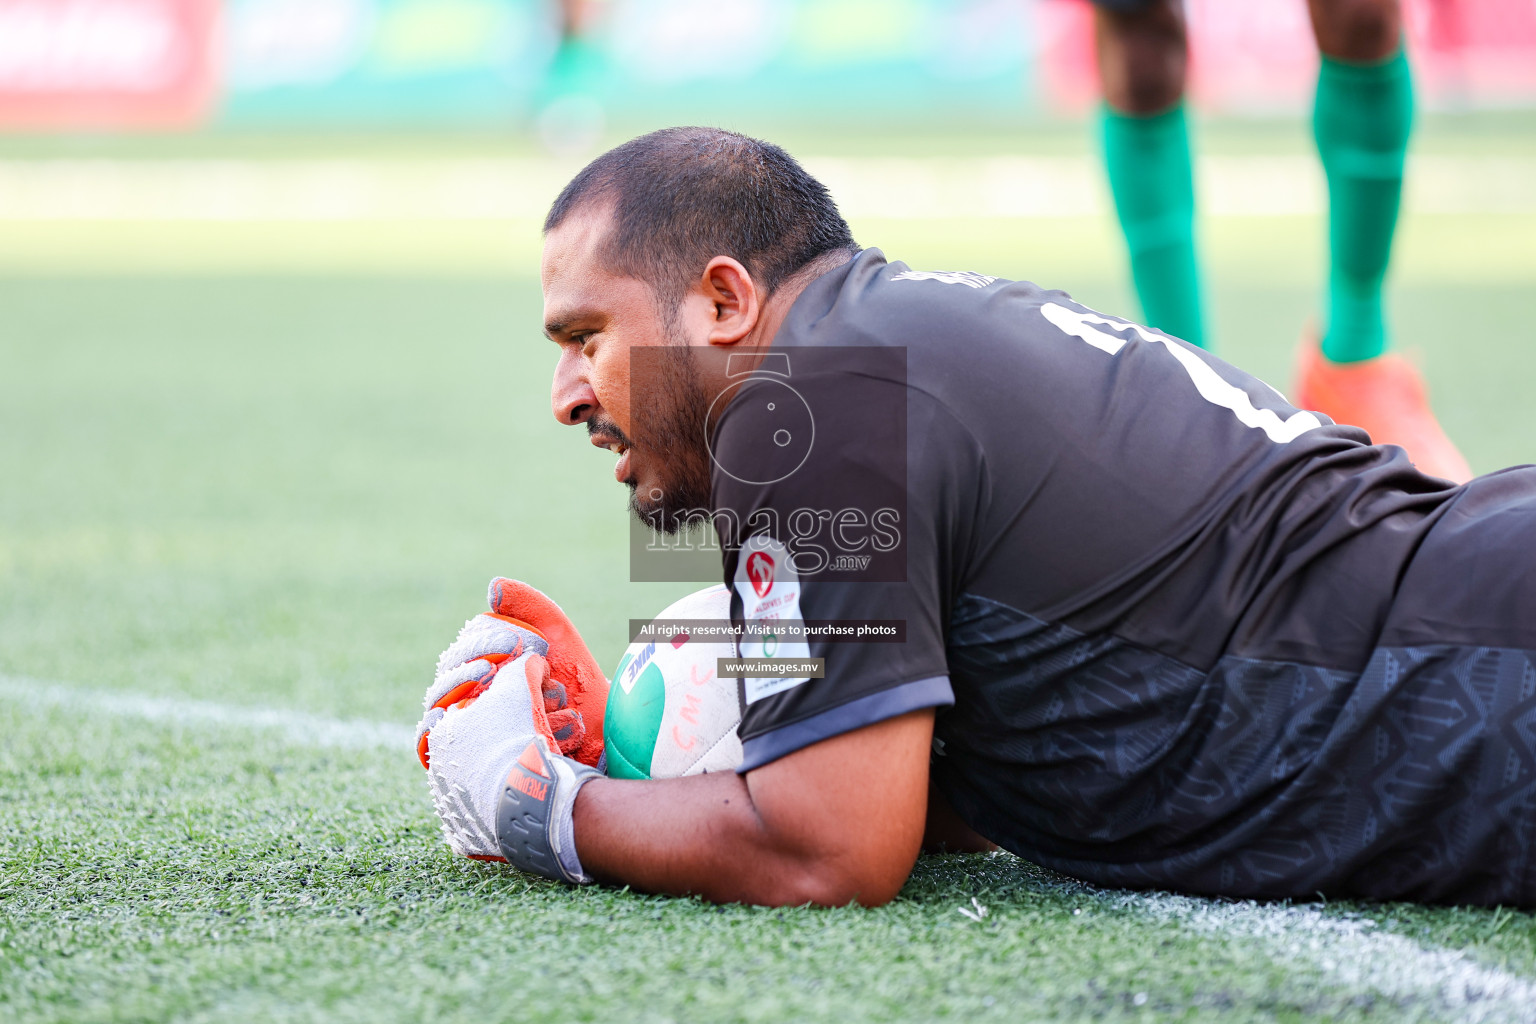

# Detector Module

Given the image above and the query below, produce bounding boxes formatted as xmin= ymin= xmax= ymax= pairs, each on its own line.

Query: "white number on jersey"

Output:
xmin=1041 ymin=302 xmax=1323 ymax=444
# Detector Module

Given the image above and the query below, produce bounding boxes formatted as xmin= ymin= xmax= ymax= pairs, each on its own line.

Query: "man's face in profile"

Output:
xmin=541 ymin=207 xmax=714 ymax=533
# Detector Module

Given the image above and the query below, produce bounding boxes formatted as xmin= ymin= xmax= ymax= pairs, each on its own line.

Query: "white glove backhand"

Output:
xmin=421 ymin=652 xmax=544 ymax=859
xmin=428 ymin=614 xmax=546 ymax=703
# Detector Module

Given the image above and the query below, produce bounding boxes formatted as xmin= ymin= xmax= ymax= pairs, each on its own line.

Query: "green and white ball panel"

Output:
xmin=604 ymin=585 xmax=743 ymax=780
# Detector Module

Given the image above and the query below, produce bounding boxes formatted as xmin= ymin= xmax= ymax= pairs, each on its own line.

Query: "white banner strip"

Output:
xmin=0 ymin=155 xmax=1531 ymax=221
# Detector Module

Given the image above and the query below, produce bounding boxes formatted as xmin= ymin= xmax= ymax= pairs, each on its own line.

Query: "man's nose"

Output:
xmin=551 ymin=345 xmax=596 ymax=425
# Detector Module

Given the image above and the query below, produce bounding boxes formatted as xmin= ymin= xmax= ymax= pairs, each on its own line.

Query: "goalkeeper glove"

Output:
xmin=416 ymin=577 xmax=608 ymax=770
xmin=415 ymin=578 xmax=610 ymax=881
xmin=418 ymin=650 xmax=601 ymax=882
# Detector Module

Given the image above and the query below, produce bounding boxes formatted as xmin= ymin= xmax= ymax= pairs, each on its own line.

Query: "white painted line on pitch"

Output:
xmin=1120 ymin=890 xmax=1536 ymax=1023
xmin=0 ymin=674 xmax=412 ymax=751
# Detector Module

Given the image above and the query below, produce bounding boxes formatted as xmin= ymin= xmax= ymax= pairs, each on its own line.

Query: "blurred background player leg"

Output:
xmin=1295 ymin=0 xmax=1472 ymax=480
xmin=546 ymin=0 xmax=601 ymax=96
xmin=537 ymin=0 xmax=607 ymax=155
xmin=1093 ymin=0 xmax=1208 ymax=349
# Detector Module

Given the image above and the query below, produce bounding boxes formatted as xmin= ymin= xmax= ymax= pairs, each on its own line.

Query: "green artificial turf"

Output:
xmin=6 ymin=694 xmax=1536 ymax=1024
xmin=3 ymin=121 xmax=1536 ymax=1021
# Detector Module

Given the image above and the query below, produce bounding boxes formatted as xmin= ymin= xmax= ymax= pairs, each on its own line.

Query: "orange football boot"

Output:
xmin=1293 ymin=332 xmax=1472 ymax=483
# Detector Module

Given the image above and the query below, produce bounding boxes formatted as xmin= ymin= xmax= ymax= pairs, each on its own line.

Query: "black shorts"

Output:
xmin=937 ymin=467 xmax=1536 ymax=907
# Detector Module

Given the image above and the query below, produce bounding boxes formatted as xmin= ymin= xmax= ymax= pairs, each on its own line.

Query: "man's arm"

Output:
xmin=573 ymin=710 xmax=934 ymax=907
xmin=922 ymin=781 xmax=996 ymax=854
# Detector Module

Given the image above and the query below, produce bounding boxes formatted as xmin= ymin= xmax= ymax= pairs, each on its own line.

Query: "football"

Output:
xmin=603 ymin=584 xmax=744 ymax=779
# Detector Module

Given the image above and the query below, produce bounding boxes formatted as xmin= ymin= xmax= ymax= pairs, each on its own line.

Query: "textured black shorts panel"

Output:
xmin=935 ymin=597 xmax=1536 ymax=906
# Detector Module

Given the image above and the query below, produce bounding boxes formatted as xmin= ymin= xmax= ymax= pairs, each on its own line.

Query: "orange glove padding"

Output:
xmin=485 ymin=577 xmax=608 ymax=768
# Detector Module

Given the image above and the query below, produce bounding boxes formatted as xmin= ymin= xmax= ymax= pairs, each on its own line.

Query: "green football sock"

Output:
xmin=537 ymin=33 xmax=604 ymax=106
xmin=1314 ymin=48 xmax=1413 ymax=364
xmin=1100 ymin=103 xmax=1207 ymax=349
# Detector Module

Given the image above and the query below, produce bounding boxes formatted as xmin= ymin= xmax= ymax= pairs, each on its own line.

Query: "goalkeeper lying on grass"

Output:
xmin=417 ymin=127 xmax=1536 ymax=908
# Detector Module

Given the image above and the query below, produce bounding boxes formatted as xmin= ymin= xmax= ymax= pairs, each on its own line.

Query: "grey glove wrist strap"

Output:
xmin=494 ymin=739 xmax=602 ymax=884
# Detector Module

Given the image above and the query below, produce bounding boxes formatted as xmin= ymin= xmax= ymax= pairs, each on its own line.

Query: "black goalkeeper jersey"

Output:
xmin=709 ymin=248 xmax=1536 ymax=906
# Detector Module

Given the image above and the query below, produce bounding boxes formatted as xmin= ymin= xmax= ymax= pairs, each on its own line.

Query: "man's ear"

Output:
xmin=700 ymin=256 xmax=760 ymax=347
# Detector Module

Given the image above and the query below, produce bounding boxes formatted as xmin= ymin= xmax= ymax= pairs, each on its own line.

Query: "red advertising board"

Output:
xmin=0 ymin=0 xmax=216 ymax=129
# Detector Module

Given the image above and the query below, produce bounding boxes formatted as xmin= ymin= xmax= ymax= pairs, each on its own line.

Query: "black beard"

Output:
xmin=626 ymin=343 xmax=715 ymax=536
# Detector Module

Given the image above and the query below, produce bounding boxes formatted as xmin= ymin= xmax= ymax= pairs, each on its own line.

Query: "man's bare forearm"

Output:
xmin=571 ymin=711 xmax=936 ymax=907
xmin=573 ymin=772 xmax=834 ymax=904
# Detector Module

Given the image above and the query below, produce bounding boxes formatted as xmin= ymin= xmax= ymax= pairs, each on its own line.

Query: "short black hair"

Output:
xmin=544 ymin=127 xmax=857 ymax=304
